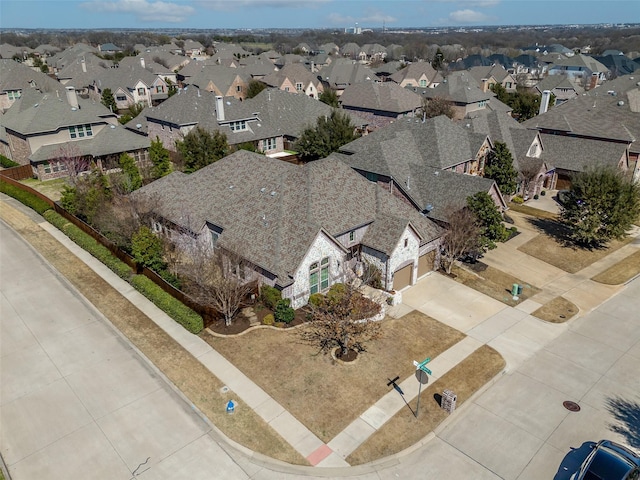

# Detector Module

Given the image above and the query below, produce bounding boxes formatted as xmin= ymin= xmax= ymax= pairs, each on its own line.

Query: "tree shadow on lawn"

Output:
xmin=526 ymin=217 xmax=608 ymax=252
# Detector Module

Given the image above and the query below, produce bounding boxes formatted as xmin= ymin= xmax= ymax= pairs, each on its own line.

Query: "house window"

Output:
xmin=505 ymin=82 xmax=512 ymax=89
xmin=420 ymin=79 xmax=427 ymax=87
xmin=116 ymin=95 xmax=127 ymax=101
xmin=310 ymin=257 xmax=330 ymax=294
xmin=43 ymin=163 xmax=51 ymax=174
xmin=236 ymin=85 xmax=242 ymax=92
xmin=366 ymin=172 xmax=378 ymax=183
xmin=69 ymin=124 xmax=93 ymax=139
xmin=285 ymin=86 xmax=290 ymax=92
xmin=296 ymin=82 xmax=303 ymax=92
xmin=7 ymin=90 xmax=21 ymax=100
xmin=349 ymin=231 xmax=355 ymax=243
xmin=156 ymin=85 xmax=164 ymax=93
xmin=138 ymin=87 xmax=146 ymax=95
xmin=264 ymin=137 xmax=277 ymax=151
xmin=478 ymin=100 xmax=486 ymax=107
xmin=210 ymin=231 xmax=219 ymax=247
xmin=320 ymin=257 xmax=330 ymax=290
xmin=404 ymin=238 xmax=408 ymax=248
xmin=229 ymin=121 xmax=247 ymax=132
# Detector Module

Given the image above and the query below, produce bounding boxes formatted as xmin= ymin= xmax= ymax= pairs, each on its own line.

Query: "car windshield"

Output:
xmin=586 ymin=448 xmax=634 ymax=480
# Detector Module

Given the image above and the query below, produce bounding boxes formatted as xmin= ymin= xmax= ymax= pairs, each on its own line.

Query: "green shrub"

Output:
xmin=0 ymin=155 xmax=20 ymax=168
xmin=308 ymin=293 xmax=325 ymax=307
xmin=0 ymin=180 xmax=52 ymax=214
xmin=158 ymin=269 xmax=181 ymax=289
xmin=260 ymin=284 xmax=282 ymax=309
xmin=540 ymin=190 xmax=546 ymax=196
xmin=131 ymin=275 xmax=203 ymax=333
xmin=263 ymin=313 xmax=275 ymax=325
xmin=274 ymin=298 xmax=295 ymax=324
xmin=43 ymin=210 xmax=133 ymax=280
xmin=511 ymin=195 xmax=524 ymax=204
xmin=326 ymin=283 xmax=347 ymax=305
xmin=533 ymin=194 xmax=539 ymax=200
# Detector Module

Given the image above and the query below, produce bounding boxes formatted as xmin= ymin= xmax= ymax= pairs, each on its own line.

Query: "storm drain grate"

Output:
xmin=563 ymin=401 xmax=581 ymax=412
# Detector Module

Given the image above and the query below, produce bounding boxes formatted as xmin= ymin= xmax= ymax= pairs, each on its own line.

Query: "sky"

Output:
xmin=1 ymin=0 xmax=638 ymax=30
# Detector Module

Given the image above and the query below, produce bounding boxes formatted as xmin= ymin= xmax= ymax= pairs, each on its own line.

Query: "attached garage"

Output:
xmin=393 ymin=264 xmax=413 ymax=291
xmin=555 ymin=172 xmax=572 ymax=190
xmin=417 ymin=250 xmax=436 ymax=277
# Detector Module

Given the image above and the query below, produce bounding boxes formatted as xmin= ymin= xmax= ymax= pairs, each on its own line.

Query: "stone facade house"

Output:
xmin=187 ymin=65 xmax=249 ymax=100
xmin=316 ymin=58 xmax=378 ymax=96
xmin=135 ymin=151 xmax=444 ymax=305
xmin=467 ymin=65 xmax=517 ymax=92
xmin=261 ymin=64 xmax=324 ymax=99
xmin=389 ymin=62 xmax=440 ymax=88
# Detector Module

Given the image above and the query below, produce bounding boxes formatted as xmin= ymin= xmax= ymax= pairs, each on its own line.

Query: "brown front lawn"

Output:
xmin=507 ymin=202 xmax=558 ymax=220
xmin=592 ymin=249 xmax=640 ymax=285
xmin=202 ymin=310 xmax=466 ymax=443
xmin=346 ymin=345 xmax=505 ymax=465
xmin=532 ymin=296 xmax=578 ymax=323
xmin=518 ymin=217 xmax=633 ymax=273
xmin=451 ymin=263 xmax=541 ymax=306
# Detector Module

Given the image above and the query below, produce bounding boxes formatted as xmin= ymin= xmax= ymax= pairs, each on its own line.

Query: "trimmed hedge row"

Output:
xmin=131 ymin=275 xmax=204 ymax=334
xmin=0 ymin=180 xmax=52 ymax=214
xmin=44 ymin=210 xmax=133 ymax=280
xmin=0 ymin=155 xmax=20 ymax=168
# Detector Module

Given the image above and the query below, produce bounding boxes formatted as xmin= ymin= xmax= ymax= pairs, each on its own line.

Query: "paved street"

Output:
xmin=2 ymin=197 xmax=639 ymax=479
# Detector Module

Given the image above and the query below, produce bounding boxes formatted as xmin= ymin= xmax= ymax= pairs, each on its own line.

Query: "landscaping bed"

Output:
xmin=202 ymin=310 xmax=466 ymax=443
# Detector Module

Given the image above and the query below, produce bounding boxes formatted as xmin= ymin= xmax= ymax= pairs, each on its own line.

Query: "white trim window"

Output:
xmin=229 ymin=120 xmax=247 ymax=132
xmin=296 ymin=82 xmax=303 ymax=92
xmin=264 ymin=137 xmax=277 ymax=151
xmin=69 ymin=124 xmax=93 ymax=139
xmin=7 ymin=90 xmax=21 ymax=100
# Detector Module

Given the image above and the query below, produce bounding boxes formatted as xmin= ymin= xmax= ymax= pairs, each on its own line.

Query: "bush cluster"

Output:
xmin=0 ymin=155 xmax=20 ymax=168
xmin=131 ymin=275 xmax=203 ymax=334
xmin=263 ymin=313 xmax=275 ymax=325
xmin=0 ymin=180 xmax=52 ymax=214
xmin=274 ymin=298 xmax=295 ymax=324
xmin=260 ymin=284 xmax=282 ymax=309
xmin=511 ymin=195 xmax=524 ymax=204
xmin=44 ymin=210 xmax=133 ymax=280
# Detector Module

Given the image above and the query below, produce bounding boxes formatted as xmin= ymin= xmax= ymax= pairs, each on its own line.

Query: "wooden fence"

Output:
xmin=0 ymin=164 xmax=34 ymax=181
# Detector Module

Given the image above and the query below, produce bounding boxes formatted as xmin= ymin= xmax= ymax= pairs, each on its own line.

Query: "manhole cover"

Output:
xmin=563 ymin=401 xmax=581 ymax=412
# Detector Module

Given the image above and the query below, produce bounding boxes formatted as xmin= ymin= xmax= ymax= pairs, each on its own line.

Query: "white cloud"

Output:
xmin=449 ymin=8 xmax=492 ymax=23
xmin=80 ymin=0 xmax=194 ymax=23
xmin=361 ymin=12 xmax=397 ymax=24
xmin=327 ymin=10 xmax=396 ymax=26
xmin=431 ymin=0 xmax=499 ymax=5
xmin=327 ymin=12 xmax=355 ymax=25
xmin=196 ymin=0 xmax=331 ymax=11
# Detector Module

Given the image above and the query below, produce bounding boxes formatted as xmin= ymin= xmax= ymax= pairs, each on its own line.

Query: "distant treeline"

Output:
xmin=2 ymin=25 xmax=639 ymax=59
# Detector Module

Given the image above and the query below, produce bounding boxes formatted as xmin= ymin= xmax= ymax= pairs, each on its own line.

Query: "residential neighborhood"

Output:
xmin=1 ymin=23 xmax=640 ymax=480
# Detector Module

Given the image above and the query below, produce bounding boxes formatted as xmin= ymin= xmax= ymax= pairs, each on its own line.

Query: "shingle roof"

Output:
xmin=466 ymin=64 xmax=511 ymax=85
xmin=1 ymin=87 xmax=114 ymax=135
xmin=91 ymin=63 xmax=159 ymax=93
xmin=29 ymin=124 xmax=150 ymax=162
xmin=0 ymin=59 xmax=62 ymax=94
xmin=539 ymin=133 xmax=628 ymax=172
xmin=317 ymin=59 xmax=376 ymax=89
xmin=389 ymin=62 xmax=437 ymax=85
xmin=522 ymin=73 xmax=640 ymax=152
xmin=261 ymin=63 xmax=318 ymax=89
xmin=188 ymin=65 xmax=248 ymax=93
xmin=136 ymin=151 xmax=442 ymax=286
xmin=549 ymin=54 xmax=609 ymax=73
xmin=339 ymin=82 xmax=422 ymax=114
xmin=416 ymin=71 xmax=491 ymax=104
xmin=337 ymin=116 xmax=494 ymax=215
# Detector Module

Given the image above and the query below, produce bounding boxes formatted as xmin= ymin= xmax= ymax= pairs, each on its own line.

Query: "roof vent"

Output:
xmin=260 ymin=187 xmax=266 ymax=193
xmin=110 ymin=124 xmax=116 ymax=129
xmin=618 ymin=100 xmax=625 ymax=106
xmin=434 ymin=171 xmax=439 ymax=175
xmin=270 ymin=191 xmax=276 ymax=196
xmin=33 ymin=103 xmax=39 ymax=108
xmin=229 ymin=185 xmax=234 ymax=189
xmin=136 ymin=123 xmax=142 ymax=129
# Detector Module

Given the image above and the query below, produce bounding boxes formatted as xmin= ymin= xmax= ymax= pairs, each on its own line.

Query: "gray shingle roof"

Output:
xmin=136 ymin=151 xmax=442 ymax=286
xmin=1 ymin=87 xmax=114 ymax=135
xmin=0 ymin=59 xmax=62 ymax=94
xmin=317 ymin=59 xmax=377 ymax=89
xmin=339 ymin=82 xmax=422 ymax=114
xmin=540 ymin=133 xmax=628 ymax=172
xmin=522 ymin=73 xmax=640 ymax=152
xmin=29 ymin=124 xmax=150 ymax=162
xmin=389 ymin=61 xmax=438 ymax=85
xmin=337 ymin=116 xmax=495 ymax=215
xmin=261 ymin=63 xmax=318 ymax=89
xmin=188 ymin=65 xmax=248 ymax=93
xmin=417 ymin=71 xmax=491 ymax=104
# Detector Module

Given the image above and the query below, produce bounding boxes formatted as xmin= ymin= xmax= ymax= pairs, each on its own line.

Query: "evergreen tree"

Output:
xmin=319 ymin=89 xmax=339 ymax=108
xmin=149 ymin=136 xmax=171 ymax=178
xmin=560 ymin=167 xmax=640 ymax=247
xmin=118 ymin=152 xmax=142 ymax=191
xmin=484 ymin=141 xmax=518 ymax=196
xmin=295 ymin=110 xmax=359 ymax=161
xmin=131 ymin=226 xmax=166 ymax=272
xmin=467 ymin=192 xmax=508 ymax=250
xmin=101 ymin=88 xmax=117 ymax=112
xmin=176 ymin=126 xmax=229 ymax=173
xmin=246 ymin=80 xmax=267 ymax=99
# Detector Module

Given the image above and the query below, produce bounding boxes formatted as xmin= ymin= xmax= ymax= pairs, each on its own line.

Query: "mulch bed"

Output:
xmin=207 ymin=303 xmax=310 ymax=335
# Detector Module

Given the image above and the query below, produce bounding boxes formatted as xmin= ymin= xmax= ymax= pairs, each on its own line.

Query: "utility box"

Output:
xmin=442 ymin=389 xmax=457 ymax=414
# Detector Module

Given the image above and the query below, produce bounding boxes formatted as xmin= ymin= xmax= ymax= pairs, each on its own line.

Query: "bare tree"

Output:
xmin=519 ymin=158 xmax=543 ymax=199
xmin=54 ymin=143 xmax=90 ymax=185
xmin=177 ymin=243 xmax=255 ymax=326
xmin=421 ymin=96 xmax=455 ymax=120
xmin=299 ymin=279 xmax=382 ymax=358
xmin=440 ymin=206 xmax=482 ymax=274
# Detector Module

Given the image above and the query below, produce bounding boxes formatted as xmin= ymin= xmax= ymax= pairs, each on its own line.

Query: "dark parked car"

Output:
xmin=557 ymin=189 xmax=571 ymax=206
xmin=570 ymin=440 xmax=640 ymax=480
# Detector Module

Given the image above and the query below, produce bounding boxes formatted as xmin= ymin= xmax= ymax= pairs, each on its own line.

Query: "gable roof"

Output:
xmin=0 ymin=59 xmax=62 ymax=95
xmin=466 ymin=64 xmax=512 ymax=85
xmin=188 ymin=65 xmax=248 ymax=93
xmin=549 ymin=53 xmax=609 ymax=73
xmin=336 ymin=116 xmax=495 ymax=215
xmin=339 ymin=82 xmax=422 ymax=114
xmin=136 ymin=151 xmax=442 ymax=286
xmin=522 ymin=73 xmax=640 ymax=152
xmin=317 ymin=59 xmax=377 ymax=89
xmin=417 ymin=71 xmax=491 ymax=104
xmin=389 ymin=62 xmax=438 ymax=85
xmin=540 ymin=133 xmax=628 ymax=172
xmin=261 ymin=63 xmax=318 ymax=89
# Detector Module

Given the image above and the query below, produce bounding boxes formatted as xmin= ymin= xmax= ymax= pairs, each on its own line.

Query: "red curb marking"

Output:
xmin=306 ymin=444 xmax=333 ymax=466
